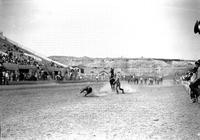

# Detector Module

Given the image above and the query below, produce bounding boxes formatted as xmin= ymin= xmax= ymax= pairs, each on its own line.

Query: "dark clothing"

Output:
xmin=189 ymin=78 xmax=200 ymax=101
xmin=114 ymin=78 xmax=121 ymax=87
xmin=190 ymin=78 xmax=200 ymax=89
xmin=110 ymin=68 xmax=114 ymax=79
xmin=192 ymin=67 xmax=198 ymax=73
xmin=114 ymin=78 xmax=124 ymax=94
xmin=110 ymin=68 xmax=115 ymax=91
xmin=110 ymin=78 xmax=115 ymax=91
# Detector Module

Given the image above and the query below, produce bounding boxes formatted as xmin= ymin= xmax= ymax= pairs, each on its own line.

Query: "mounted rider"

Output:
xmin=189 ymin=60 xmax=200 ymax=103
xmin=110 ymin=67 xmax=115 ymax=80
xmin=109 ymin=68 xmax=116 ymax=91
xmin=109 ymin=68 xmax=125 ymax=93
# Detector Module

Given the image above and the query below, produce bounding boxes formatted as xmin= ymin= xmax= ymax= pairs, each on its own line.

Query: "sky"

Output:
xmin=0 ymin=0 xmax=200 ymax=60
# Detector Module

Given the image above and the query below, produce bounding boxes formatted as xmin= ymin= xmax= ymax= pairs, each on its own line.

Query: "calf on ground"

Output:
xmin=80 ymin=86 xmax=93 ymax=96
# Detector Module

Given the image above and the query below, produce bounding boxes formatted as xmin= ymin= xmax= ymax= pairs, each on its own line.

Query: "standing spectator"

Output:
xmin=13 ymin=72 xmax=16 ymax=81
xmin=35 ymin=72 xmax=38 ymax=80
xmin=16 ymin=71 xmax=20 ymax=81
xmin=5 ymin=71 xmax=9 ymax=85
xmin=52 ymin=71 xmax=55 ymax=80
xmin=10 ymin=72 xmax=13 ymax=82
xmin=2 ymin=70 xmax=5 ymax=85
xmin=96 ymin=76 xmax=99 ymax=82
xmin=0 ymin=69 xmax=2 ymax=85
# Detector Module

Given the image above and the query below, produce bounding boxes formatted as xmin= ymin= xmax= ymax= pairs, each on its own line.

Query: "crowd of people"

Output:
xmin=124 ymin=74 xmax=163 ymax=85
xmin=0 ymin=41 xmax=65 ymax=85
xmin=0 ymin=42 xmax=63 ymax=68
xmin=0 ymin=66 xmax=65 ymax=85
xmin=0 ymin=68 xmax=9 ymax=85
xmin=0 ymin=43 xmax=42 ymax=67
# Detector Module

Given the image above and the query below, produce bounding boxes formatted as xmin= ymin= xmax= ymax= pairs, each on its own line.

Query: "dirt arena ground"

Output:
xmin=1 ymin=81 xmax=200 ymax=140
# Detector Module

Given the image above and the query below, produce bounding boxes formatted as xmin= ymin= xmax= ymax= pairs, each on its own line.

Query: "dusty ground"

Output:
xmin=1 ymin=81 xmax=200 ymax=140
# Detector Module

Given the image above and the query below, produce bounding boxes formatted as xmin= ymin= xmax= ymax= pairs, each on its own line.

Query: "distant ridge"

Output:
xmin=48 ymin=56 xmax=195 ymax=68
xmin=49 ymin=55 xmax=195 ymax=61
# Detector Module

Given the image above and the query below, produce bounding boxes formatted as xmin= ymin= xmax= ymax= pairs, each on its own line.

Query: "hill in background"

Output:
xmin=49 ymin=56 xmax=195 ymax=78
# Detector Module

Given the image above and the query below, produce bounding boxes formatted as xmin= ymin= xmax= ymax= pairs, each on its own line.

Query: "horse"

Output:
xmin=181 ymin=71 xmax=200 ymax=103
xmin=189 ymin=79 xmax=200 ymax=103
xmin=110 ymin=77 xmax=116 ymax=91
xmin=109 ymin=68 xmax=116 ymax=91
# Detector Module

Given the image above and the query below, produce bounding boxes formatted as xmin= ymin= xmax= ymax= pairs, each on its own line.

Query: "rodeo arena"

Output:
xmin=1 ymin=21 xmax=200 ymax=140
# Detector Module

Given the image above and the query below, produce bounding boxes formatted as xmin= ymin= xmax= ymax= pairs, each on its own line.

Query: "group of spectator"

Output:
xmin=124 ymin=74 xmax=163 ymax=85
xmin=0 ymin=68 xmax=10 ymax=85
xmin=0 ymin=67 xmax=63 ymax=84
xmin=0 ymin=40 xmax=66 ymax=85
xmin=46 ymin=61 xmax=63 ymax=68
xmin=0 ymin=44 xmax=43 ymax=68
